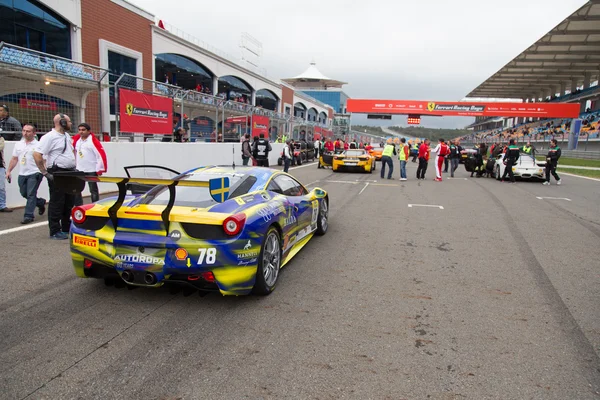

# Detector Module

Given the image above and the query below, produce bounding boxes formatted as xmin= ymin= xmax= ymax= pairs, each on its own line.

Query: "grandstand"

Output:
xmin=463 ymin=0 xmax=600 ymax=148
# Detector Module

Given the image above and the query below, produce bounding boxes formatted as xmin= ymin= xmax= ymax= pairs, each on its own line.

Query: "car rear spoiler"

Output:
xmin=52 ymin=171 xmax=230 ymax=233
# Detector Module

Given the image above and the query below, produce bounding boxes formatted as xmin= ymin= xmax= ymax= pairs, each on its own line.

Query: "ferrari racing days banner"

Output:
xmin=347 ymin=99 xmax=580 ymax=118
xmin=119 ymin=89 xmax=173 ymax=134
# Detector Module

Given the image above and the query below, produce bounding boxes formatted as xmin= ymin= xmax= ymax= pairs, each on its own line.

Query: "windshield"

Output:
xmin=140 ymin=172 xmax=251 ymax=207
xmin=345 ymin=150 xmax=365 ymax=157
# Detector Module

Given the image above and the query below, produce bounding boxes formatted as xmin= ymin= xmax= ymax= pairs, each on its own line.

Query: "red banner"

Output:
xmin=19 ymin=98 xmax=57 ymax=111
xmin=347 ymin=99 xmax=580 ymax=118
xmin=252 ymin=115 xmax=269 ymax=137
xmin=119 ymin=89 xmax=173 ymax=134
xmin=226 ymin=116 xmax=248 ymax=124
xmin=313 ymin=126 xmax=322 ymax=140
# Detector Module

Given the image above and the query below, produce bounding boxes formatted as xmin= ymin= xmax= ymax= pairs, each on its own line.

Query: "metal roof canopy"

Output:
xmin=467 ymin=0 xmax=600 ymax=99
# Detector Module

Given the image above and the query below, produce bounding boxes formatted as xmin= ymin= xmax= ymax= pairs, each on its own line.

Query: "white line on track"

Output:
xmin=447 ymin=178 xmax=469 ymax=180
xmin=305 ymin=180 xmax=320 ymax=187
xmin=408 ymin=204 xmax=444 ymax=210
xmin=323 ymin=180 xmax=359 ymax=184
xmin=0 ymin=221 xmax=48 ymax=236
xmin=536 ymin=197 xmax=571 ymax=201
xmin=556 ymin=172 xmax=600 ymax=182
xmin=359 ymin=183 xmax=370 ymax=195
xmin=289 ymin=161 xmax=318 ymax=170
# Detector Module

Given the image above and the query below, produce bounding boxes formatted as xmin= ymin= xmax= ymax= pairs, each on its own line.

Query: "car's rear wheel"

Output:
xmin=315 ymin=198 xmax=329 ymax=236
xmin=297 ymin=156 xmax=302 ymax=165
xmin=277 ymin=157 xmax=283 ymax=166
xmin=253 ymin=227 xmax=281 ymax=295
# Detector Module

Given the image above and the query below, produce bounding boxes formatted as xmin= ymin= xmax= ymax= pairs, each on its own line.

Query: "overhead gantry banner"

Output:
xmin=346 ymin=99 xmax=580 ymax=118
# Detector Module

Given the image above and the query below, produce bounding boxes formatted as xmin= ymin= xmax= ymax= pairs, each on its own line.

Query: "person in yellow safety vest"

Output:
xmin=380 ymin=142 xmax=396 ymax=179
xmin=521 ymin=141 xmax=535 ymax=160
xmin=397 ymin=138 xmax=409 ymax=181
xmin=411 ymin=143 xmax=419 ymax=163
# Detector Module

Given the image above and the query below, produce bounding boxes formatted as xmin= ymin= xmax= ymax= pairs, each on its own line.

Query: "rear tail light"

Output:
xmin=359 ymin=157 xmax=368 ymax=160
xmin=223 ymin=213 xmax=246 ymax=236
xmin=84 ymin=259 xmax=93 ymax=269
xmin=72 ymin=204 xmax=93 ymax=224
xmin=200 ymin=271 xmax=216 ymax=283
xmin=334 ymin=157 xmax=343 ymax=160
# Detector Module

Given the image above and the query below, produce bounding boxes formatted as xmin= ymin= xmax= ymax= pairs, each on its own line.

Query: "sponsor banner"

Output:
xmin=226 ymin=116 xmax=248 ymax=124
xmin=347 ymin=99 xmax=580 ymax=118
xmin=119 ymin=88 xmax=173 ymax=134
xmin=19 ymin=98 xmax=57 ymax=111
xmin=252 ymin=115 xmax=269 ymax=137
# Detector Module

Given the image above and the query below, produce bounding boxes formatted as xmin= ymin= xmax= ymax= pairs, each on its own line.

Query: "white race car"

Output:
xmin=491 ymin=152 xmax=546 ymax=181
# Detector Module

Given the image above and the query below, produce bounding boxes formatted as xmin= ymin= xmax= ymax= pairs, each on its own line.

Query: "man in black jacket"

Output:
xmin=543 ymin=139 xmax=561 ymax=185
xmin=253 ymin=133 xmax=272 ymax=167
xmin=501 ymin=139 xmax=520 ymax=183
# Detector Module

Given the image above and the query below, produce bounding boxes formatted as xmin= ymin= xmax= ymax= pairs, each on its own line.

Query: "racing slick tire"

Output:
xmin=495 ymin=166 xmax=501 ymax=181
xmin=296 ymin=156 xmax=302 ymax=166
xmin=315 ymin=198 xmax=329 ymax=236
xmin=277 ymin=157 xmax=283 ymax=166
xmin=253 ymin=226 xmax=282 ymax=295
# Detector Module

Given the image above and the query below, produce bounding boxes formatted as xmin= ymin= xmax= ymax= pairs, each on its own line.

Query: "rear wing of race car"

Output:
xmin=52 ymin=171 xmax=230 ymax=232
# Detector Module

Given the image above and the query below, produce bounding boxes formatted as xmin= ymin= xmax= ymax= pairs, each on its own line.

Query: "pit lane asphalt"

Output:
xmin=1 ymin=161 xmax=599 ymax=400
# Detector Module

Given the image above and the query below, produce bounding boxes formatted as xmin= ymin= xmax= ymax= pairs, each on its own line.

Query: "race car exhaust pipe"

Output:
xmin=121 ymin=270 xmax=134 ymax=283
xmin=144 ymin=272 xmax=157 ymax=285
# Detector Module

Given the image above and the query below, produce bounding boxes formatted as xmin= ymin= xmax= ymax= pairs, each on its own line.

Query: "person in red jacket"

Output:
xmin=416 ymin=139 xmax=430 ymax=180
xmin=324 ymin=138 xmax=334 ymax=152
xmin=73 ymin=123 xmax=108 ymax=204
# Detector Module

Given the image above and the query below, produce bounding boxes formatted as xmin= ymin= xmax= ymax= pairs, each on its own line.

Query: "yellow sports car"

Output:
xmin=332 ymin=149 xmax=376 ymax=173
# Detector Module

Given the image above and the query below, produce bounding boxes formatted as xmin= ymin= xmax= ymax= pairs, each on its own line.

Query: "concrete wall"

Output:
xmin=3 ymin=142 xmax=286 ymax=209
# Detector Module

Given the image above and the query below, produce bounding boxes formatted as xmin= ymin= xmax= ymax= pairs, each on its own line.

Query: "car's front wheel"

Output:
xmin=315 ymin=198 xmax=329 ymax=236
xmin=253 ymin=227 xmax=281 ymax=295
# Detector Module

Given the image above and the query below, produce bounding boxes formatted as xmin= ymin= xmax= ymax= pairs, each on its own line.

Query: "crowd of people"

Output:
xmin=1 ymin=111 xmax=107 ymax=239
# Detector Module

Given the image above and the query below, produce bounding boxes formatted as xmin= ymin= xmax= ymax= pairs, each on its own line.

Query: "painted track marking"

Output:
xmin=0 ymin=221 xmax=48 ymax=236
xmin=536 ymin=197 xmax=571 ymax=201
xmin=359 ymin=183 xmax=369 ymax=195
xmin=408 ymin=204 xmax=444 ymax=210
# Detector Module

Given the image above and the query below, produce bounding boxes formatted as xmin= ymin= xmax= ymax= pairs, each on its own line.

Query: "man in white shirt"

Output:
xmin=73 ymin=123 xmax=107 ymax=204
xmin=5 ymin=124 xmax=46 ymax=224
xmin=33 ymin=113 xmax=77 ymax=240
xmin=314 ymin=137 xmax=321 ymax=162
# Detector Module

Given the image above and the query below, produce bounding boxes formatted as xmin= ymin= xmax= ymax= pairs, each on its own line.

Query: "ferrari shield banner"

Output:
xmin=347 ymin=99 xmax=580 ymax=118
xmin=252 ymin=115 xmax=269 ymax=137
xmin=119 ymin=89 xmax=173 ymax=134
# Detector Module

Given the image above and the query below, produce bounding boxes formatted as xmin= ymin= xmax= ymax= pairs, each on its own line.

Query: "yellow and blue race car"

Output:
xmin=55 ymin=166 xmax=329 ymax=296
xmin=332 ymin=149 xmax=376 ymax=173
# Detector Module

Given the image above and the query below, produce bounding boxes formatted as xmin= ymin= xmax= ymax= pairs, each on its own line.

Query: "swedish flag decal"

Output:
xmin=209 ymin=177 xmax=230 ymax=203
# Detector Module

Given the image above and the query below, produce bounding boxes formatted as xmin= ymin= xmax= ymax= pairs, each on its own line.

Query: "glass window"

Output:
xmin=108 ymin=51 xmax=137 ymax=114
xmin=273 ymin=175 xmax=306 ymax=197
xmin=0 ymin=0 xmax=70 ymax=58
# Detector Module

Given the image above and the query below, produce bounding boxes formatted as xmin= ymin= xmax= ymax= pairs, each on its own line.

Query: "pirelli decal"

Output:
xmin=73 ymin=234 xmax=99 ymax=249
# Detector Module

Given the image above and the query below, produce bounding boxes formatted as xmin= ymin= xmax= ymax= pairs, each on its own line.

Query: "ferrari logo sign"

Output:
xmin=427 ymin=102 xmax=436 ymax=112
xmin=126 ymin=103 xmax=134 ymax=116
xmin=209 ymin=177 xmax=230 ymax=203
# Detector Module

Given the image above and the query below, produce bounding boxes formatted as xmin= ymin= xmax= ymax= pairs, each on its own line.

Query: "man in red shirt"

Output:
xmin=416 ymin=139 xmax=430 ymax=180
xmin=324 ymin=138 xmax=334 ymax=153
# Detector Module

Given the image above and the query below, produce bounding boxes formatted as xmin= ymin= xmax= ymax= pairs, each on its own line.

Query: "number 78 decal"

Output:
xmin=197 ymin=248 xmax=217 ymax=264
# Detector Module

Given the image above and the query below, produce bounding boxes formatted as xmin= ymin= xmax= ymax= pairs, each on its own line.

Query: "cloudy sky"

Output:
xmin=133 ymin=0 xmax=588 ymax=129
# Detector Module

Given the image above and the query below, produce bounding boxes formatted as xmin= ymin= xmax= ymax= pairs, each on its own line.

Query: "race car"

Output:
xmin=369 ymin=148 xmax=383 ymax=161
xmin=54 ymin=166 xmax=329 ymax=296
xmin=277 ymin=142 xmax=316 ymax=166
xmin=491 ymin=152 xmax=546 ymax=181
xmin=332 ymin=149 xmax=376 ymax=173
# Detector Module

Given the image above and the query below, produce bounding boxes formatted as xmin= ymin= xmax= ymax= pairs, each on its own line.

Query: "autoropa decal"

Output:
xmin=114 ymin=254 xmax=165 ymax=265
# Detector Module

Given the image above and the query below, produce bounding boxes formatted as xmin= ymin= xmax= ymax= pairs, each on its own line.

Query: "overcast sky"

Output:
xmin=132 ymin=0 xmax=588 ymax=129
